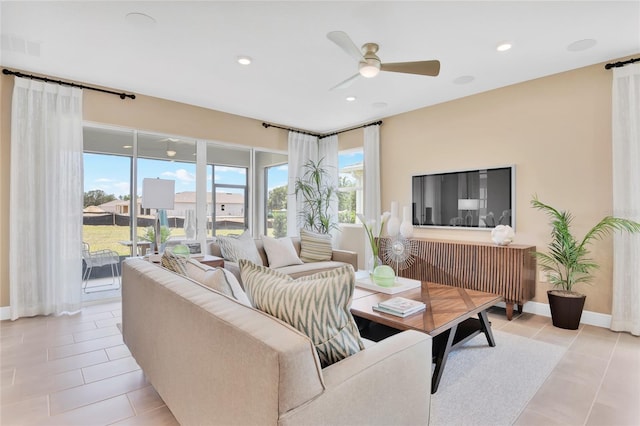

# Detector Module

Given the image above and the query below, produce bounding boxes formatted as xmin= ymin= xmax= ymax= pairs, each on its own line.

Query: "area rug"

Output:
xmin=429 ymin=329 xmax=566 ymax=426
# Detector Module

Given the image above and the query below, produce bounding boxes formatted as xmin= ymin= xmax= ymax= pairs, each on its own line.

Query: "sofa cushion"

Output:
xmin=239 ymin=259 xmax=365 ymax=368
xmin=299 ymin=229 xmax=333 ymax=263
xmin=184 ymin=259 xmax=252 ymax=306
xmin=216 ymin=231 xmax=263 ymax=266
xmin=261 ymin=235 xmax=303 ymax=268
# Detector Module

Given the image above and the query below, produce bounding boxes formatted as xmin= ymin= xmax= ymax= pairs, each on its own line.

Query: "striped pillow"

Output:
xmin=299 ymin=229 xmax=333 ymax=262
xmin=239 ymin=260 xmax=365 ymax=368
xmin=216 ymin=231 xmax=263 ymax=266
xmin=161 ymin=250 xmax=188 ymax=276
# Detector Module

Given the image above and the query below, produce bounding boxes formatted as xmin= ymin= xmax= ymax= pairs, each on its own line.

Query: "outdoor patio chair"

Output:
xmin=82 ymin=242 xmax=121 ymax=293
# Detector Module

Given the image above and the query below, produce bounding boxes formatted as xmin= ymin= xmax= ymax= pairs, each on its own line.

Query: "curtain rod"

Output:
xmin=261 ymin=122 xmax=320 ymax=137
xmin=2 ymin=68 xmax=136 ymax=100
xmin=604 ymin=57 xmax=640 ymax=69
xmin=262 ymin=120 xmax=382 ymax=139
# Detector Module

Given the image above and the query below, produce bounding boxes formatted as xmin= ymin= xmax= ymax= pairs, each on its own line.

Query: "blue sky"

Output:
xmin=84 ymin=151 xmax=363 ymax=197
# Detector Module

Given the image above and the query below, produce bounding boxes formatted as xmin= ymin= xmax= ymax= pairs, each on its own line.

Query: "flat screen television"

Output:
xmin=411 ymin=166 xmax=515 ymax=229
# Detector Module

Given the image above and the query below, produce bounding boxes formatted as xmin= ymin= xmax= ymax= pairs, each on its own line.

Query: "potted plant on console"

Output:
xmin=531 ymin=196 xmax=640 ymax=329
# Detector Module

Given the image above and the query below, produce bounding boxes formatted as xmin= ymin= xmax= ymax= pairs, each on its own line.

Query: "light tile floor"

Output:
xmin=0 ymin=301 xmax=637 ymax=425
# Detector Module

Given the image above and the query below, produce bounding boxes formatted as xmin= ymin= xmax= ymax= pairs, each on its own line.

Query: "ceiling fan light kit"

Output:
xmin=327 ymin=30 xmax=440 ymax=89
xmin=359 ymin=60 xmax=380 ymax=78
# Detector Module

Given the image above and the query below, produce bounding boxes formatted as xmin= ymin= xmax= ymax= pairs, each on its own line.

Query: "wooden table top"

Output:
xmin=350 ymin=282 xmax=502 ymax=337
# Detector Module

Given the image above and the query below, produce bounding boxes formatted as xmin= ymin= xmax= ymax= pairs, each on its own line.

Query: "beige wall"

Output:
xmin=1 ymin=56 xmax=632 ymax=314
xmin=380 ymin=58 xmax=628 ymax=314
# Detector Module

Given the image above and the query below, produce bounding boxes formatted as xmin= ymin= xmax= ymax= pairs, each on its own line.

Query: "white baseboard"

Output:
xmin=1 ymin=301 xmax=614 ymax=329
xmin=1 ymin=306 xmax=11 ymax=321
xmin=496 ymin=301 xmax=612 ymax=329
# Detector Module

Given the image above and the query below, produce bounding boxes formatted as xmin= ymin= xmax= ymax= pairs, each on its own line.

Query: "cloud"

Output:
xmin=276 ymin=164 xmax=288 ymax=171
xmin=162 ymin=169 xmax=195 ymax=183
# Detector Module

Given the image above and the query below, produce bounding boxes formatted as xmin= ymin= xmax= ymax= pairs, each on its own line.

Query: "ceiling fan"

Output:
xmin=327 ymin=31 xmax=440 ymax=90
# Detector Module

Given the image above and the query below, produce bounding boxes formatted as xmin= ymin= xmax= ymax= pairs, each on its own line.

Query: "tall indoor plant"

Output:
xmin=531 ymin=195 xmax=640 ymax=329
xmin=294 ymin=158 xmax=338 ymax=234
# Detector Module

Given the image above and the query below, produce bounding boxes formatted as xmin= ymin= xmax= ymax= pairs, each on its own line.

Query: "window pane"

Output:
xmin=266 ymin=163 xmax=288 ymax=237
xmin=338 ymin=150 xmax=363 ymax=224
xmin=137 ymin=133 xmax=196 ymax=244
xmin=83 ymin=152 xmax=132 ymax=257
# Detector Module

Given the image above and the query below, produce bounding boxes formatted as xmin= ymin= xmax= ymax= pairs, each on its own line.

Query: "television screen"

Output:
xmin=411 ymin=166 xmax=514 ymax=229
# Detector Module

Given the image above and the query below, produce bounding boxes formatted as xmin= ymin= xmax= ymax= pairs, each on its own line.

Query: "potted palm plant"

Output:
xmin=531 ymin=196 xmax=640 ymax=329
xmin=294 ymin=158 xmax=338 ymax=234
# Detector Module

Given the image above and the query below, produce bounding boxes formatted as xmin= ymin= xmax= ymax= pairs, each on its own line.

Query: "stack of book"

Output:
xmin=372 ymin=297 xmax=426 ymax=318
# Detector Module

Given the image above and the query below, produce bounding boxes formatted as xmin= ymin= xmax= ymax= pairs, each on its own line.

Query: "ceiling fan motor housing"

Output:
xmin=359 ymin=43 xmax=381 ymax=77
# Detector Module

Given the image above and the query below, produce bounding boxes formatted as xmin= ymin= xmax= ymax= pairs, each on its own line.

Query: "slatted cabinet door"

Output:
xmin=379 ymin=237 xmax=536 ymax=320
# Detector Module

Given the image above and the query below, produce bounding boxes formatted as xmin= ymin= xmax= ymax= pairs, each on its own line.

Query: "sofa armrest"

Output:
xmin=278 ymin=330 xmax=431 ymax=426
xmin=331 ymin=249 xmax=358 ymax=270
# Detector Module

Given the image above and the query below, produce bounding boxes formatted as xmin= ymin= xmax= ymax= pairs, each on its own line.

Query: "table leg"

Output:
xmin=431 ymin=323 xmax=458 ymax=394
xmin=478 ymin=310 xmax=496 ymax=347
xmin=506 ymin=302 xmax=514 ymax=320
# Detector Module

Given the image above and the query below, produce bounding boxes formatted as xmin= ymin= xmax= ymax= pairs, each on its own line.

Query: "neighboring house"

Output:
xmin=95 ymin=192 xmax=244 ymax=218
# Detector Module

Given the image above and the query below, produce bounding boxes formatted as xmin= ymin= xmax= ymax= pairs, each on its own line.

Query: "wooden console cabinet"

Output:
xmin=379 ymin=238 xmax=536 ymax=320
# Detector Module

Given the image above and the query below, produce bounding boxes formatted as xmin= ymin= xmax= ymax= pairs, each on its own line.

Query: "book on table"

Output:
xmin=373 ymin=297 xmax=426 ymax=317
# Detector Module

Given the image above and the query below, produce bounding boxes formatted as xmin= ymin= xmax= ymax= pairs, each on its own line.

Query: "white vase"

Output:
xmin=184 ymin=209 xmax=196 ymax=240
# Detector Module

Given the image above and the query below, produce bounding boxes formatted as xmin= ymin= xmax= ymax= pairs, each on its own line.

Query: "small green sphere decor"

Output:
xmin=372 ymin=265 xmax=395 ymax=287
xmin=171 ymin=244 xmax=191 ymax=257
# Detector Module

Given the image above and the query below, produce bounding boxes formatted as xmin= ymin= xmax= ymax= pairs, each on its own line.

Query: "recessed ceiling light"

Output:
xmin=453 ymin=75 xmax=475 ymax=85
xmin=166 ymin=150 xmax=177 ymax=157
xmin=496 ymin=42 xmax=512 ymax=52
xmin=123 ymin=145 xmax=132 ymax=149
xmin=567 ymin=39 xmax=597 ymax=52
xmin=346 ymin=96 xmax=356 ymax=102
xmin=237 ymin=56 xmax=252 ymax=65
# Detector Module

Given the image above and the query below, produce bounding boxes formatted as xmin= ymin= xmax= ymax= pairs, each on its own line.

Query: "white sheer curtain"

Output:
xmin=10 ymin=77 xmax=84 ymax=320
xmin=319 ymin=134 xmax=339 ymax=235
xmin=287 ymin=131 xmax=318 ymax=236
xmin=363 ymin=124 xmax=381 ymax=270
xmin=611 ymin=63 xmax=640 ymax=335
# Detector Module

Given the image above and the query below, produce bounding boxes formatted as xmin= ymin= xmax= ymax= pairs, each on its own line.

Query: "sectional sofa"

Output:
xmin=121 ymin=258 xmax=432 ymax=425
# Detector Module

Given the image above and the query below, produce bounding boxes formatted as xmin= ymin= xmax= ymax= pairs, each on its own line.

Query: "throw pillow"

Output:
xmin=216 ymin=231 xmax=263 ymax=266
xmin=260 ymin=235 xmax=303 ymax=268
xmin=184 ymin=259 xmax=252 ymax=306
xmin=299 ymin=228 xmax=333 ymax=263
xmin=161 ymin=250 xmax=188 ymax=276
xmin=239 ymin=259 xmax=365 ymax=368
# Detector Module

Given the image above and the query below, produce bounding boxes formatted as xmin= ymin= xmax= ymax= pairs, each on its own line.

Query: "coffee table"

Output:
xmin=350 ymin=282 xmax=502 ymax=393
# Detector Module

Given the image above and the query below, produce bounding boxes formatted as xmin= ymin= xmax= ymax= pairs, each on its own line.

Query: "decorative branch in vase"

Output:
xmin=357 ymin=212 xmax=390 ymax=273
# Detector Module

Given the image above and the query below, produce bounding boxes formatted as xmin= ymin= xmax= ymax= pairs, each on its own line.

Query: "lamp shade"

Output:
xmin=142 ymin=178 xmax=175 ymax=210
xmin=458 ymin=199 xmax=479 ymax=211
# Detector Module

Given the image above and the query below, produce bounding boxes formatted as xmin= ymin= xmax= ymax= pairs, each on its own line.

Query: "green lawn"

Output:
xmin=82 ymin=225 xmax=258 ymax=256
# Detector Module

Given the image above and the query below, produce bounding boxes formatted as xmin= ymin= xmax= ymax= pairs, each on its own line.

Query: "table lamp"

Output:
xmin=142 ymin=178 xmax=175 ymax=253
xmin=458 ymin=198 xmax=480 ymax=226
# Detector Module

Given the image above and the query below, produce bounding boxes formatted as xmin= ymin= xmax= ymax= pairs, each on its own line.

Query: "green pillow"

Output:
xmin=239 ymin=260 xmax=364 ymax=368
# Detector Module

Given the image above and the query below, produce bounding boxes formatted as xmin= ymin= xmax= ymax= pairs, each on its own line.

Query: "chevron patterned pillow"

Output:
xmin=238 ymin=260 xmax=365 ymax=367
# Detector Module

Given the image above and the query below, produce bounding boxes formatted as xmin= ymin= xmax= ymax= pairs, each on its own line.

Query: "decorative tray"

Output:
xmin=354 ymin=270 xmax=421 ymax=294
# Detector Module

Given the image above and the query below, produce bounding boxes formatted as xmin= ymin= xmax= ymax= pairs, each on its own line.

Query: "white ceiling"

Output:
xmin=2 ymin=1 xmax=639 ymax=133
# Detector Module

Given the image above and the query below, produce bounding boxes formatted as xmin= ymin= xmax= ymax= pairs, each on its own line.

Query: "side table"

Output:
xmin=198 ymin=255 xmax=224 ymax=268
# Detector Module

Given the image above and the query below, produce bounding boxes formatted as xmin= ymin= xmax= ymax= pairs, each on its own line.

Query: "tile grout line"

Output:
xmin=581 ymin=331 xmax=620 ymax=425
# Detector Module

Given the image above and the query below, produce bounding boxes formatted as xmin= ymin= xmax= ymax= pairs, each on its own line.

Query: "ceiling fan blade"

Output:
xmin=327 ymin=31 xmax=364 ymax=63
xmin=381 ymin=60 xmax=441 ymax=77
xmin=329 ymin=73 xmax=361 ymax=91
